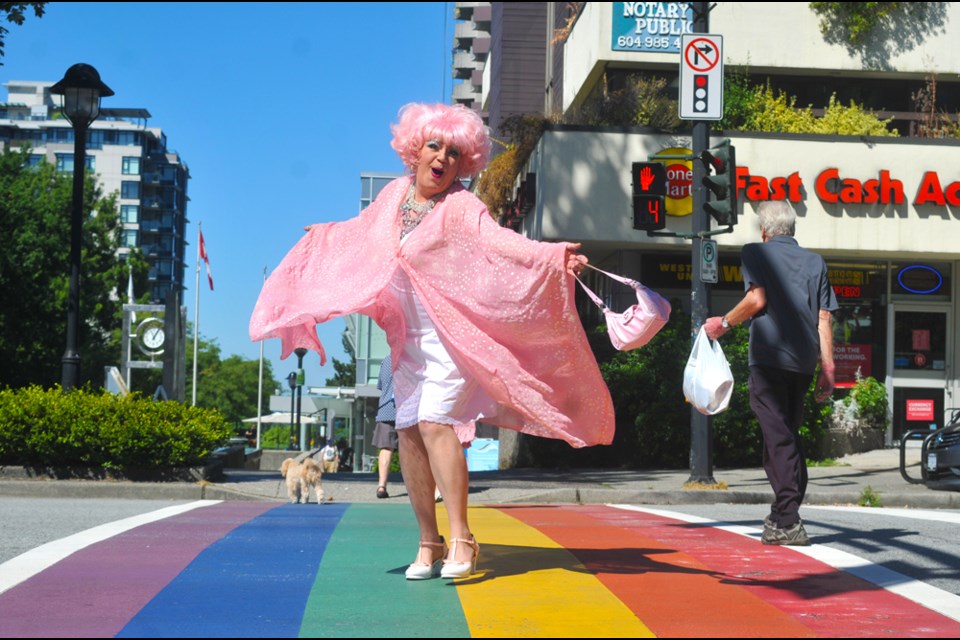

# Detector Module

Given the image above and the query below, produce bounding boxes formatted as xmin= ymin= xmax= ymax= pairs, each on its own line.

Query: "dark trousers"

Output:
xmin=749 ymin=365 xmax=813 ymax=528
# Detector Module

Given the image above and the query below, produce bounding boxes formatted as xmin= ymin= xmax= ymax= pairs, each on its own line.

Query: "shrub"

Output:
xmin=0 ymin=386 xmax=232 ymax=469
xmin=828 ymin=370 xmax=889 ymax=434
xmin=721 ymin=73 xmax=898 ymax=137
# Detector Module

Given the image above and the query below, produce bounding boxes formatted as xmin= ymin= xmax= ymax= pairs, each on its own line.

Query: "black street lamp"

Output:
xmin=294 ymin=348 xmax=307 ymax=451
xmin=49 ymin=64 xmax=113 ymax=391
xmin=287 ymin=371 xmax=298 ymax=450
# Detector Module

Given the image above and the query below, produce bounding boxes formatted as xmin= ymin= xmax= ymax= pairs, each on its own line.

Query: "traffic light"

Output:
xmin=700 ymin=142 xmax=738 ymax=226
xmin=632 ymin=162 xmax=667 ymax=231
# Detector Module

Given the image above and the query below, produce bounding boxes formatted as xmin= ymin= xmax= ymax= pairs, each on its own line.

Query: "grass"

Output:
xmin=806 ymin=458 xmax=851 ymax=467
xmin=858 ymin=485 xmax=883 ymax=507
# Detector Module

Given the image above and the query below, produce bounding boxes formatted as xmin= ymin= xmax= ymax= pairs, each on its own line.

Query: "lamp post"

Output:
xmin=294 ymin=348 xmax=307 ymax=451
xmin=49 ymin=64 xmax=114 ymax=391
xmin=286 ymin=371 xmax=297 ymax=450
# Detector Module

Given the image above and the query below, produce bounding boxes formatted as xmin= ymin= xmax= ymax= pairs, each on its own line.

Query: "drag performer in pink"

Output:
xmin=250 ymin=103 xmax=614 ymax=580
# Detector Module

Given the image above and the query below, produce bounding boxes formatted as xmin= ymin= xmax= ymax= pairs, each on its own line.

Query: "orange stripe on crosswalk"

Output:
xmin=503 ymin=505 xmax=816 ymax=638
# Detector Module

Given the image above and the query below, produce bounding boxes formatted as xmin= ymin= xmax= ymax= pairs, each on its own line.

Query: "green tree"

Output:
xmin=0 ymin=2 xmax=46 ymax=64
xmin=809 ymin=2 xmax=910 ymax=45
xmin=0 ymin=147 xmax=148 ymax=389
xmin=181 ymin=332 xmax=277 ymax=429
xmin=324 ymin=333 xmax=356 ymax=387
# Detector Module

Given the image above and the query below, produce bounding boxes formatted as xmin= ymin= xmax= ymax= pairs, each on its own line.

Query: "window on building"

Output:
xmin=122 ymin=230 xmax=139 ymax=248
xmin=116 ymin=131 xmax=139 ymax=146
xmin=121 ymin=181 xmax=140 ymax=199
xmin=152 ymin=283 xmax=171 ymax=302
xmin=122 ymin=156 xmax=141 ymax=175
xmin=54 ymin=154 xmax=95 ymax=172
xmin=55 ymin=154 xmax=73 ymax=172
xmin=48 ymin=128 xmax=72 ymax=143
xmin=121 ymin=205 xmax=140 ymax=224
xmin=826 ymin=261 xmax=888 ymax=387
xmin=87 ymin=130 xmax=104 ymax=149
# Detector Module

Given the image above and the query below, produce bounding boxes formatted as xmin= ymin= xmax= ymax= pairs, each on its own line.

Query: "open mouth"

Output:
xmin=431 ymin=167 xmax=444 ymax=179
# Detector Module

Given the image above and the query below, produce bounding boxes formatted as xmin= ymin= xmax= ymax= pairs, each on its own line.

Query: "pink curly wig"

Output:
xmin=390 ymin=103 xmax=491 ymax=178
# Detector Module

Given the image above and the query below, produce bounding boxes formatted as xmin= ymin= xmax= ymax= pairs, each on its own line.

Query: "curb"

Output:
xmin=6 ymin=480 xmax=958 ymax=509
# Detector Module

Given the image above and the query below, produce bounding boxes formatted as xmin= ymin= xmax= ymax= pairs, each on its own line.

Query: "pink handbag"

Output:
xmin=575 ymin=264 xmax=671 ymax=351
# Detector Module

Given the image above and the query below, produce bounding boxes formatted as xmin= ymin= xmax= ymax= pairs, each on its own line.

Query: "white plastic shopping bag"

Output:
xmin=682 ymin=326 xmax=734 ymax=415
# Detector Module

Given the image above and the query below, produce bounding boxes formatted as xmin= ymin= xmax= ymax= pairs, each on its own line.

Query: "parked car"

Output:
xmin=900 ymin=408 xmax=960 ymax=490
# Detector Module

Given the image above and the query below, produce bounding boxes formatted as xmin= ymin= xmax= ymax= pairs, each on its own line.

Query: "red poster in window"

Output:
xmin=912 ymin=329 xmax=931 ymax=351
xmin=906 ymin=399 xmax=935 ymax=422
xmin=833 ymin=344 xmax=872 ymax=388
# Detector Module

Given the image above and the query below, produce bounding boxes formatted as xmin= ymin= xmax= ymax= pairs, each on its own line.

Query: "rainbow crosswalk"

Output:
xmin=1 ymin=502 xmax=959 ymax=638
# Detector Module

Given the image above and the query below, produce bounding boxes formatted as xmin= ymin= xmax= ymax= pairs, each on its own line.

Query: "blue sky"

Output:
xmin=1 ymin=2 xmax=456 ymax=397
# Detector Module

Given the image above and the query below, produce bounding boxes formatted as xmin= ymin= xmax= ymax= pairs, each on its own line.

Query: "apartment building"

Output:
xmin=0 ymin=80 xmax=189 ymax=303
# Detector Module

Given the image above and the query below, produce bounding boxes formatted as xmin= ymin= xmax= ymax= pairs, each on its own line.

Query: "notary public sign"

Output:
xmin=612 ymin=2 xmax=694 ymax=53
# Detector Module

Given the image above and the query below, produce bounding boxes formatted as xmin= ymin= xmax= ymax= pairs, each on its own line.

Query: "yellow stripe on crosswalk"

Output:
xmin=441 ymin=506 xmax=655 ymax=638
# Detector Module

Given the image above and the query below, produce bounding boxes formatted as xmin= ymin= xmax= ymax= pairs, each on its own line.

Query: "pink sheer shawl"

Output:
xmin=250 ymin=177 xmax=614 ymax=448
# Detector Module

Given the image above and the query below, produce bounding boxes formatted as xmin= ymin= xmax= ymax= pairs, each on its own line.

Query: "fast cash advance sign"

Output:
xmin=736 ymin=166 xmax=960 ymax=207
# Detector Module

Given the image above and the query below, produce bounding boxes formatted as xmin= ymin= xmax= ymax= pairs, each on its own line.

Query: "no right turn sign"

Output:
xmin=679 ymin=34 xmax=723 ymax=120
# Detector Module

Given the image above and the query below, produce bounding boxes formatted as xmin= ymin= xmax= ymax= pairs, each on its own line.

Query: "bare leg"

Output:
xmin=397 ymin=427 xmax=443 ymax=548
xmin=418 ymin=421 xmax=473 ymax=563
xmin=377 ymin=448 xmax=392 ymax=491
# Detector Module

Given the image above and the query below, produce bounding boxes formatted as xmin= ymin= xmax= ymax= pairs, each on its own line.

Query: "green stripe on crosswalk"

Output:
xmin=299 ymin=504 xmax=470 ymax=638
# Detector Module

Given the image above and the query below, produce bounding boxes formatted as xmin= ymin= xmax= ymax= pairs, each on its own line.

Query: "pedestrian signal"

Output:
xmin=632 ymin=162 xmax=667 ymax=231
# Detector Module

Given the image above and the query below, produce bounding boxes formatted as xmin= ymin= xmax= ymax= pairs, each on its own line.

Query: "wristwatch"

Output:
xmin=721 ymin=316 xmax=731 ymax=330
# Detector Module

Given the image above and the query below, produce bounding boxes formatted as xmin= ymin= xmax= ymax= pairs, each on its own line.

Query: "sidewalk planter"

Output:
xmin=818 ymin=427 xmax=885 ymax=459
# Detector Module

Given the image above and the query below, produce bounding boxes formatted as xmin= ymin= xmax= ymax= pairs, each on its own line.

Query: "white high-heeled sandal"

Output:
xmin=404 ymin=538 xmax=447 ymax=580
xmin=440 ymin=536 xmax=479 ymax=579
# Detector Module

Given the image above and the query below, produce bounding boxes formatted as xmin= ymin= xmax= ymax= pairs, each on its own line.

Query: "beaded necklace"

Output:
xmin=399 ymin=183 xmax=441 ymax=240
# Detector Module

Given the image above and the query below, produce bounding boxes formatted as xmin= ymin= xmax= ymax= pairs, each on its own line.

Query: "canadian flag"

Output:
xmin=199 ymin=230 xmax=214 ymax=291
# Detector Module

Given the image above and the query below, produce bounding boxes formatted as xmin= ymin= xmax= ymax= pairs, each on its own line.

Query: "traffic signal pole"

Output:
xmin=688 ymin=1 xmax=715 ymax=484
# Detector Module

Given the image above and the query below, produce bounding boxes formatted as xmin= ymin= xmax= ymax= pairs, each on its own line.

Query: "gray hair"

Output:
xmin=757 ymin=200 xmax=796 ymax=237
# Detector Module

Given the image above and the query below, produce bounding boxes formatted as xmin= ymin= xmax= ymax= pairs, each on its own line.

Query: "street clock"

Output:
xmin=135 ymin=317 xmax=165 ymax=356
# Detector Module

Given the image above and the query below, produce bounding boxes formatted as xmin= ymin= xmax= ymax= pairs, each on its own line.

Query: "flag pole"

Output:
xmin=192 ymin=222 xmax=202 ymax=406
xmin=126 ymin=261 xmax=135 ymax=389
xmin=256 ymin=266 xmax=266 ymax=449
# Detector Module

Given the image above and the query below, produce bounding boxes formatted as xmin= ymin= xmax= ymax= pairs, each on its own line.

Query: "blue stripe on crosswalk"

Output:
xmin=117 ymin=503 xmax=348 ymax=638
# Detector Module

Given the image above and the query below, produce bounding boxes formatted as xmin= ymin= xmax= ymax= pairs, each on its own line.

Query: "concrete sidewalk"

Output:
xmin=2 ymin=444 xmax=959 ymax=508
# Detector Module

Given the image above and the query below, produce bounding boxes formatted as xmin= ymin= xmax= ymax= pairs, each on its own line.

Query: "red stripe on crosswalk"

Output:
xmin=503 ymin=505 xmax=960 ymax=638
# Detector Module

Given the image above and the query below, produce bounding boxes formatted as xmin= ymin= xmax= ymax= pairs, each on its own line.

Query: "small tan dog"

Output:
xmin=280 ymin=457 xmax=325 ymax=504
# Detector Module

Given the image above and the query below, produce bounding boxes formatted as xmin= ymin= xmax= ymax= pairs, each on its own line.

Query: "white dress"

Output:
xmin=389 ymin=233 xmax=496 ymax=431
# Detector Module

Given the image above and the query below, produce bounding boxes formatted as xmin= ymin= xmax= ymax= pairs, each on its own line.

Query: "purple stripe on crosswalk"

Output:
xmin=0 ymin=502 xmax=276 ymax=639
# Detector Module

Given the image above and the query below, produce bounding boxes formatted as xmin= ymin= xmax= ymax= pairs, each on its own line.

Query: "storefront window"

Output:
xmin=827 ymin=262 xmax=887 ymax=388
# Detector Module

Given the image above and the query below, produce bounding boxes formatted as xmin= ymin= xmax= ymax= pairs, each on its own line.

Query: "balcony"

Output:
xmin=453 ymin=83 xmax=480 ymax=105
xmin=454 ymin=20 xmax=481 ymax=49
xmin=453 ymin=51 xmax=479 ymax=78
